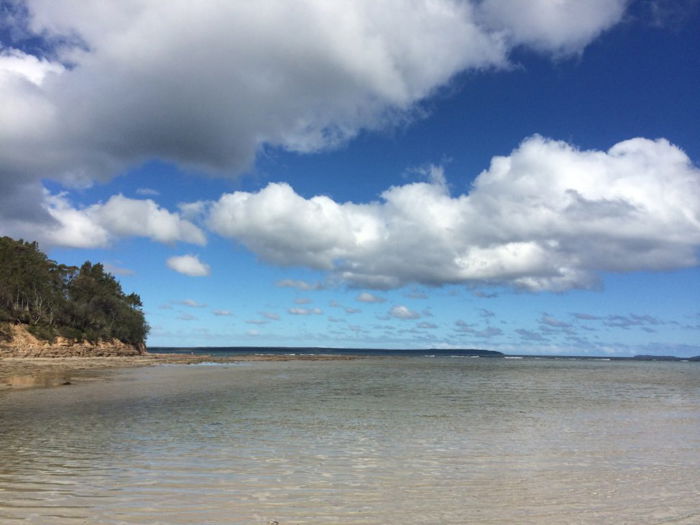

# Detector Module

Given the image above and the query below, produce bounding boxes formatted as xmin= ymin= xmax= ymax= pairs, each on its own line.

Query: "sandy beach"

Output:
xmin=0 ymin=352 xmax=360 ymax=391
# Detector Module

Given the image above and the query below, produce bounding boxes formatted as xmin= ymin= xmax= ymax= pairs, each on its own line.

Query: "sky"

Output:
xmin=1 ymin=0 xmax=699 ymax=356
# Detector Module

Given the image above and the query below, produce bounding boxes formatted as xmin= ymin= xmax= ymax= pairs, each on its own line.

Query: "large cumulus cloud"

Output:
xmin=207 ymin=136 xmax=700 ymax=291
xmin=0 ymin=0 xmax=628 ymax=243
xmin=8 ymin=192 xmax=206 ymax=248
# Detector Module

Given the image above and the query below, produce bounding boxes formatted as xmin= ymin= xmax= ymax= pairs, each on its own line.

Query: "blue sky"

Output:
xmin=1 ymin=0 xmax=699 ymax=355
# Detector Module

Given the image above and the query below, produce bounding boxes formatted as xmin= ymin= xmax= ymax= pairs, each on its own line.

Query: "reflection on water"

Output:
xmin=4 ymin=372 xmax=72 ymax=389
xmin=0 ymin=358 xmax=699 ymax=524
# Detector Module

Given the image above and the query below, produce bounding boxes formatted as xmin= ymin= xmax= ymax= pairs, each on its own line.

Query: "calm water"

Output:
xmin=0 ymin=358 xmax=699 ymax=524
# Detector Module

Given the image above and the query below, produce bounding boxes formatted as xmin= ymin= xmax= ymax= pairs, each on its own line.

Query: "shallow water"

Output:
xmin=1 ymin=358 xmax=699 ymax=524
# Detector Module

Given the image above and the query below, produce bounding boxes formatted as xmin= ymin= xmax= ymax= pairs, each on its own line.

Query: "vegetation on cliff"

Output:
xmin=0 ymin=236 xmax=148 ymax=347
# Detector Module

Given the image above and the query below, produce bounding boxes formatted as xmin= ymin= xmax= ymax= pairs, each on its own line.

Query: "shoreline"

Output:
xmin=0 ymin=353 xmax=361 ymax=392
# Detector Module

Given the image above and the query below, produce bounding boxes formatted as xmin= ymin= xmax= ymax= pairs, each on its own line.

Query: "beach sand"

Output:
xmin=0 ymin=353 xmax=359 ymax=391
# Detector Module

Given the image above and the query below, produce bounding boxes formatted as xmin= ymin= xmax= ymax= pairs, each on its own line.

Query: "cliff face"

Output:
xmin=0 ymin=324 xmax=146 ymax=357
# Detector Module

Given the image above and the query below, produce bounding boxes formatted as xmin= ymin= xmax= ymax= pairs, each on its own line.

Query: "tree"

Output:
xmin=0 ymin=236 xmax=149 ymax=346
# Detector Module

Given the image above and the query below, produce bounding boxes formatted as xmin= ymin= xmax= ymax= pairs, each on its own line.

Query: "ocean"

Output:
xmin=1 ymin=356 xmax=698 ymax=524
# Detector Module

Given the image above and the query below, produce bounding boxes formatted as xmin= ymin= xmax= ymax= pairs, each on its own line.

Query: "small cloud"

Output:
xmin=474 ymin=327 xmax=502 ymax=338
xmin=515 ymin=328 xmax=548 ymax=342
xmin=474 ymin=290 xmax=498 ymax=299
xmin=345 ymin=306 xmax=361 ymax=314
xmin=573 ymin=312 xmax=601 ymax=321
xmin=455 ymin=320 xmax=475 ymax=333
xmin=159 ymin=304 xmax=173 ymax=310
xmin=644 ymin=0 xmax=700 ymax=29
xmin=177 ymin=313 xmax=197 ymax=321
xmin=289 ymin=307 xmax=323 ymax=315
xmin=294 ymin=297 xmax=312 ymax=304
xmin=540 ymin=314 xmax=571 ymax=328
xmin=167 ymin=254 xmax=211 ymax=277
xmin=603 ymin=314 xmax=663 ymax=329
xmin=175 ymin=299 xmax=207 ymax=308
xmin=454 ymin=320 xmax=501 ymax=338
xmin=479 ymin=308 xmax=495 ymax=319
xmin=212 ymin=309 xmax=233 ymax=316
xmin=389 ymin=305 xmax=421 ymax=320
xmin=405 ymin=290 xmax=428 ymax=299
xmin=262 ymin=311 xmax=280 ymax=320
xmin=418 ymin=321 xmax=437 ymax=329
xmin=276 ymin=279 xmax=325 ymax=291
xmin=246 ymin=319 xmax=268 ymax=325
xmin=408 ymin=163 xmax=448 ymax=187
xmin=246 ymin=329 xmax=260 ymax=336
xmin=178 ymin=200 xmax=208 ymax=221
xmin=328 ymin=316 xmax=345 ymax=323
xmin=356 ymin=292 xmax=386 ymax=303
xmin=136 ymin=187 xmax=160 ymax=196
xmin=102 ymin=262 xmax=135 ymax=276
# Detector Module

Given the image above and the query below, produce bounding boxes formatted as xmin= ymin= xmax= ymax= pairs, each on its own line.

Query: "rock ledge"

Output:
xmin=0 ymin=324 xmax=146 ymax=357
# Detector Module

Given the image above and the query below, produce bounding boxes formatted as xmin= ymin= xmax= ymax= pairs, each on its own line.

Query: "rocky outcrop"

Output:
xmin=0 ymin=324 xmax=146 ymax=357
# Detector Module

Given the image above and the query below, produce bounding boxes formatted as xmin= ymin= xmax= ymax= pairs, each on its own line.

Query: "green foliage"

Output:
xmin=0 ymin=237 xmax=149 ymax=345
xmin=27 ymin=324 xmax=58 ymax=343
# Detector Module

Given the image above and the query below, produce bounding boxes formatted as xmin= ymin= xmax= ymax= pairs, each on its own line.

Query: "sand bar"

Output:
xmin=0 ymin=352 xmax=360 ymax=391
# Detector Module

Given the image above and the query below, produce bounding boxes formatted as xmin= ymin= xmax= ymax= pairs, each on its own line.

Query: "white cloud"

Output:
xmin=207 ymin=136 xmax=700 ymax=292
xmin=212 ymin=309 xmax=233 ymax=317
xmin=136 ymin=187 xmax=159 ymax=196
xmin=89 ymin=195 xmax=206 ymax=245
xmin=175 ymin=299 xmax=207 ymax=308
xmin=477 ymin=0 xmax=627 ymax=55
xmin=288 ymin=307 xmax=323 ymax=316
xmin=166 ymin=255 xmax=211 ymax=277
xmin=0 ymin=48 xmax=64 ymax=85
xmin=276 ymin=279 xmax=325 ymax=291
xmin=0 ymin=1 xmax=627 ymax=233
xmin=540 ymin=314 xmax=572 ymax=329
xmin=178 ymin=201 xmax=208 ymax=222
xmin=356 ymin=292 xmax=386 ymax=303
xmin=1 ymin=191 xmax=206 ymax=248
xmin=390 ymin=306 xmax=421 ymax=320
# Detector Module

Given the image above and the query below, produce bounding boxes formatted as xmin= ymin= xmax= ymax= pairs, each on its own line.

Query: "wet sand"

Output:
xmin=0 ymin=353 xmax=360 ymax=391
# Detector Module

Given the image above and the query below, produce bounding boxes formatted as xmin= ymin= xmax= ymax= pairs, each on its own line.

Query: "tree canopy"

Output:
xmin=0 ymin=236 xmax=148 ymax=346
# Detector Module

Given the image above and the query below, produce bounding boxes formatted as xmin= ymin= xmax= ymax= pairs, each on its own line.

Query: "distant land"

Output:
xmin=151 ymin=347 xmax=700 ymax=361
xmin=152 ymin=347 xmax=505 ymax=358
xmin=632 ymin=354 xmax=700 ymax=362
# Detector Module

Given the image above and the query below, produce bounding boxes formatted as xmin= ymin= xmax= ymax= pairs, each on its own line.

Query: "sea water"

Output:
xmin=0 ymin=357 xmax=698 ymax=524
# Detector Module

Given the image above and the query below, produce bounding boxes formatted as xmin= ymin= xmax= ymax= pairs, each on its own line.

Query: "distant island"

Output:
xmin=0 ymin=236 xmax=148 ymax=357
xmin=632 ymin=354 xmax=700 ymax=361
